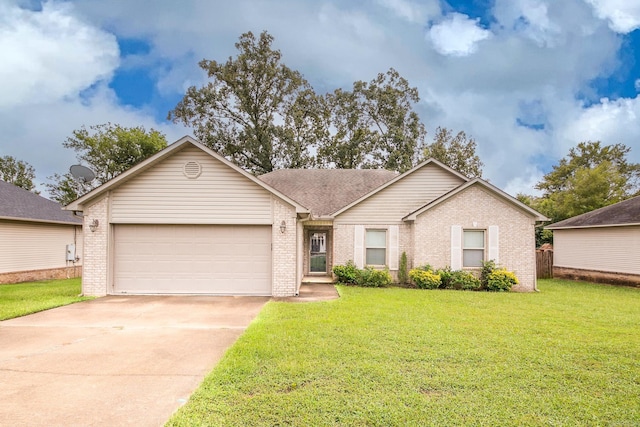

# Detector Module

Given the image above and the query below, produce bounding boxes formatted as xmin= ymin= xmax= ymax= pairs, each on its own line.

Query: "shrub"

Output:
xmin=409 ymin=268 xmax=441 ymax=289
xmin=398 ymin=252 xmax=408 ymax=285
xmin=358 ymin=266 xmax=392 ymax=287
xmin=447 ymin=270 xmax=481 ymax=291
xmin=333 ymin=260 xmax=359 ymax=285
xmin=480 ymin=260 xmax=497 ymax=288
xmin=436 ymin=267 xmax=452 ymax=289
xmin=485 ymin=269 xmax=519 ymax=292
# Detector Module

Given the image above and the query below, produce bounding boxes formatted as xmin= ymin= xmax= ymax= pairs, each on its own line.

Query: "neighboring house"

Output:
xmin=0 ymin=180 xmax=82 ymax=284
xmin=546 ymin=195 xmax=640 ymax=286
xmin=66 ymin=136 xmax=547 ymax=297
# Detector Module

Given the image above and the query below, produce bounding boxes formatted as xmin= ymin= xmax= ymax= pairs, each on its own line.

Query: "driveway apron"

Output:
xmin=0 ymin=295 xmax=269 ymax=426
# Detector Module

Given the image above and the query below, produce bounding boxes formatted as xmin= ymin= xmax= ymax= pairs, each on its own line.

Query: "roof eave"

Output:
xmin=0 ymin=215 xmax=82 ymax=226
xmin=546 ymin=222 xmax=640 ymax=230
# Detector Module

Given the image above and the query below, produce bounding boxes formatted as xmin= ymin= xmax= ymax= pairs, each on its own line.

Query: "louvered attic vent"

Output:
xmin=183 ymin=161 xmax=202 ymax=179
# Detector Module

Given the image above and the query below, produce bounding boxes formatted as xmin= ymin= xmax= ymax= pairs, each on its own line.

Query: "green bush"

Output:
xmin=436 ymin=267 xmax=452 ymax=289
xmin=447 ymin=270 xmax=481 ymax=291
xmin=358 ymin=266 xmax=392 ymax=287
xmin=332 ymin=260 xmax=359 ymax=284
xmin=480 ymin=260 xmax=497 ymax=288
xmin=485 ymin=269 xmax=519 ymax=292
xmin=398 ymin=252 xmax=408 ymax=285
xmin=409 ymin=268 xmax=441 ymax=289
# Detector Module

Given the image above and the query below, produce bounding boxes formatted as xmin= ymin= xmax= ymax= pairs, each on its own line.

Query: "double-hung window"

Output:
xmin=463 ymin=230 xmax=485 ymax=267
xmin=365 ymin=229 xmax=386 ymax=266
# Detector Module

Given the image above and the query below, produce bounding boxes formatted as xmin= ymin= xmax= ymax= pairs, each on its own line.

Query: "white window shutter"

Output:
xmin=354 ymin=225 xmax=364 ymax=269
xmin=451 ymin=225 xmax=462 ymax=270
xmin=488 ymin=225 xmax=499 ymax=264
xmin=388 ymin=225 xmax=399 ymax=270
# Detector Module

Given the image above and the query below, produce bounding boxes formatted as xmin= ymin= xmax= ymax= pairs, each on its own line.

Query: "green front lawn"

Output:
xmin=0 ymin=278 xmax=91 ymax=320
xmin=168 ymin=279 xmax=640 ymax=426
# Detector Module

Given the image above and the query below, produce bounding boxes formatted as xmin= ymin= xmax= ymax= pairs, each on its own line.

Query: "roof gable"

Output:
xmin=65 ymin=136 xmax=309 ymax=214
xmin=331 ymin=158 xmax=469 ymax=218
xmin=403 ymin=178 xmax=548 ymax=221
xmin=0 ymin=180 xmax=81 ymax=224
xmin=546 ymin=195 xmax=640 ymax=229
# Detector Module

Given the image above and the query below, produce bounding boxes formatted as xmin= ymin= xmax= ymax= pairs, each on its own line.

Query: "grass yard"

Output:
xmin=0 ymin=278 xmax=91 ymax=320
xmin=168 ymin=279 xmax=640 ymax=426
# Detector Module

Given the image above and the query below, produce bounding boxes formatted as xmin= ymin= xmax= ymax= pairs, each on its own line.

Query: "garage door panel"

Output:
xmin=113 ymin=225 xmax=272 ymax=295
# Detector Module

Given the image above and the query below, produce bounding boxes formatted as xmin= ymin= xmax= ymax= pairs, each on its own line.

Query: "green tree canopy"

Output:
xmin=318 ymin=68 xmax=426 ymax=172
xmin=45 ymin=123 xmax=167 ymax=205
xmin=423 ymin=127 xmax=483 ymax=177
xmin=0 ymin=156 xmax=38 ymax=193
xmin=169 ymin=31 xmax=322 ymax=174
xmin=526 ymin=141 xmax=640 ymax=224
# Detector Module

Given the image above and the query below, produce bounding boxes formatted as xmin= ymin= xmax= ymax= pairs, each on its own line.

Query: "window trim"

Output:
xmin=462 ymin=229 xmax=485 ymax=268
xmin=365 ymin=228 xmax=387 ymax=267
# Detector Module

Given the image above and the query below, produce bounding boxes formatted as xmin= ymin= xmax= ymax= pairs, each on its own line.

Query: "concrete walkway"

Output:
xmin=0 ymin=295 xmax=269 ymax=427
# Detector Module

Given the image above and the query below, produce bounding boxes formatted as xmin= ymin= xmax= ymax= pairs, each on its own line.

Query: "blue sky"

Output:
xmin=2 ymin=0 xmax=640 ymax=197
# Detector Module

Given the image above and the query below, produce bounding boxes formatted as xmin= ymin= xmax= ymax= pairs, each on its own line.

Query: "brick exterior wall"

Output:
xmin=272 ymin=199 xmax=298 ymax=296
xmin=332 ymin=223 xmax=413 ymax=281
xmin=414 ymin=186 xmax=537 ymax=291
xmin=82 ymin=195 xmax=110 ymax=296
xmin=0 ymin=266 xmax=82 ymax=285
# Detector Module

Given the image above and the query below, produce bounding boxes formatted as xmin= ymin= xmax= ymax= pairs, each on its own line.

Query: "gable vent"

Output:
xmin=183 ymin=161 xmax=202 ymax=179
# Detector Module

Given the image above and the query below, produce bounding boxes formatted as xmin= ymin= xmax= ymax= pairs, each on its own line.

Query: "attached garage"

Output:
xmin=113 ymin=225 xmax=271 ymax=295
xmin=67 ymin=137 xmax=307 ymax=297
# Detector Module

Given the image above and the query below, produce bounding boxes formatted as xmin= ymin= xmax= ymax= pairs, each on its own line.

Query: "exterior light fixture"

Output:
xmin=280 ymin=220 xmax=287 ymax=233
xmin=89 ymin=219 xmax=99 ymax=232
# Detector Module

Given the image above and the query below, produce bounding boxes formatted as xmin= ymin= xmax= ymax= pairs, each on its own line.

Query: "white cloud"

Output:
xmin=428 ymin=13 xmax=492 ymax=57
xmin=0 ymin=1 xmax=119 ymax=108
xmin=375 ymin=0 xmax=439 ymax=24
xmin=584 ymin=0 xmax=640 ymax=33
xmin=559 ymin=96 xmax=640 ymax=164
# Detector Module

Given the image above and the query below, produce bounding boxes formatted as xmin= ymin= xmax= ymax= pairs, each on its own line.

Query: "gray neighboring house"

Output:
xmin=546 ymin=195 xmax=640 ymax=286
xmin=67 ymin=136 xmax=547 ymax=297
xmin=0 ymin=180 xmax=83 ymax=284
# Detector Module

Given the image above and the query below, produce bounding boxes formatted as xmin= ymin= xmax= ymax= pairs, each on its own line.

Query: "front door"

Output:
xmin=309 ymin=232 xmax=327 ymax=273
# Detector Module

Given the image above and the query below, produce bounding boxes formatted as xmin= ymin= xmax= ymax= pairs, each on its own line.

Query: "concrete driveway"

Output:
xmin=0 ymin=295 xmax=269 ymax=426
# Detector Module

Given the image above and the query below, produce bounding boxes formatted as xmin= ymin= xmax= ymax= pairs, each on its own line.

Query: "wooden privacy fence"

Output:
xmin=536 ymin=249 xmax=553 ymax=279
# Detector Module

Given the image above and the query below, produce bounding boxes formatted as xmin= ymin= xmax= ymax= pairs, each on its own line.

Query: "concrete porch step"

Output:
xmin=301 ymin=275 xmax=335 ymax=284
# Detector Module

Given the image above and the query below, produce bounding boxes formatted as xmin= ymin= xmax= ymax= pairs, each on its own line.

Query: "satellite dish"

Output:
xmin=70 ymin=165 xmax=96 ymax=183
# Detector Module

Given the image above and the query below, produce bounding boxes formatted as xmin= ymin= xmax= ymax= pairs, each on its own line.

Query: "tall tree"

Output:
xmin=423 ymin=127 xmax=483 ymax=177
xmin=318 ymin=68 xmax=426 ymax=172
xmin=46 ymin=123 xmax=167 ymax=205
xmin=317 ymin=88 xmax=373 ymax=169
xmin=169 ymin=31 xmax=322 ymax=174
xmin=0 ymin=156 xmax=38 ymax=192
xmin=534 ymin=141 xmax=640 ymax=223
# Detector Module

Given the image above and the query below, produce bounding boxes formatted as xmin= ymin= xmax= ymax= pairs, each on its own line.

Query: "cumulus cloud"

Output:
xmin=428 ymin=13 xmax=492 ymax=57
xmin=375 ymin=0 xmax=439 ymax=24
xmin=559 ymin=96 xmax=640 ymax=164
xmin=584 ymin=0 xmax=640 ymax=33
xmin=0 ymin=1 xmax=119 ymax=108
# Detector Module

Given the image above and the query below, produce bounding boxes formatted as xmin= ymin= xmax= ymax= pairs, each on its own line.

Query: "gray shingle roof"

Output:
xmin=259 ymin=169 xmax=398 ymax=216
xmin=0 ymin=180 xmax=82 ymax=224
xmin=546 ymin=195 xmax=640 ymax=229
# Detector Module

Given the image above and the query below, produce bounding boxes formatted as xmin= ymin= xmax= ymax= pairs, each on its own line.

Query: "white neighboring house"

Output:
xmin=546 ymin=195 xmax=640 ymax=286
xmin=0 ymin=180 xmax=83 ymax=284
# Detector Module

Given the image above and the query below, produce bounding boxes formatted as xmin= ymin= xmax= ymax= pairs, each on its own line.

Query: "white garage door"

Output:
xmin=113 ymin=225 xmax=272 ymax=295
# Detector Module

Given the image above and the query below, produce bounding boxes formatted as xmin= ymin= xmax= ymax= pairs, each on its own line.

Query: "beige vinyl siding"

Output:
xmin=111 ymin=146 xmax=273 ymax=224
xmin=553 ymin=226 xmax=640 ymax=275
xmin=0 ymin=220 xmax=82 ymax=273
xmin=335 ymin=163 xmax=464 ymax=224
